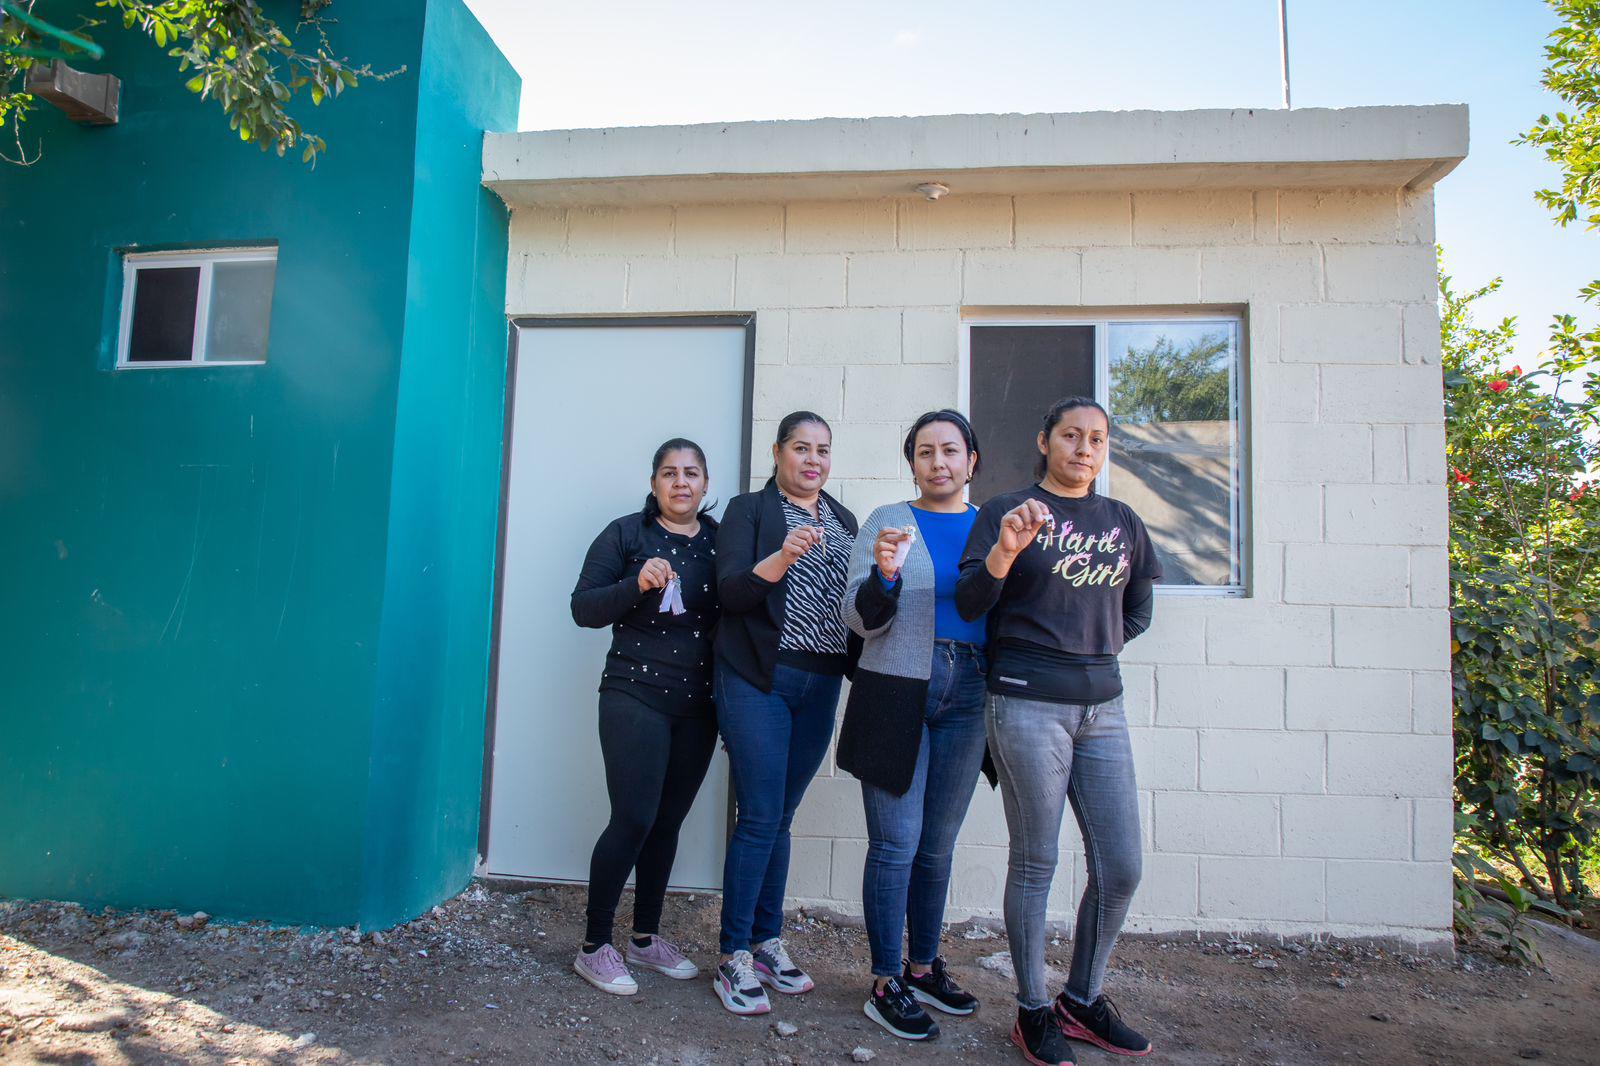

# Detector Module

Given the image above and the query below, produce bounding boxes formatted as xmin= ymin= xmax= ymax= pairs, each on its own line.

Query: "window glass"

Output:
xmin=1107 ymin=320 xmax=1241 ymax=587
xmin=966 ymin=318 xmax=1244 ymax=591
xmin=968 ymin=324 xmax=1094 ymax=504
xmin=205 ymin=259 xmax=276 ymax=362
xmin=127 ymin=266 xmax=200 ymax=362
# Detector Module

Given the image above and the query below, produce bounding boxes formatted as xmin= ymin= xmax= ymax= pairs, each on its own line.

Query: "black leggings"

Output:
xmin=584 ymin=689 xmax=718 ymax=947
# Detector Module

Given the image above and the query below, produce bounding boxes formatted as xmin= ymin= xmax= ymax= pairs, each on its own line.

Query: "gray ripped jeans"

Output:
xmin=987 ymin=692 xmax=1141 ymax=1010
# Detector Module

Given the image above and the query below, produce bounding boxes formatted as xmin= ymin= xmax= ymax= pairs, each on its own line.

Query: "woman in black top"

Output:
xmin=709 ymin=411 xmax=859 ymax=1016
xmin=956 ymin=397 xmax=1162 ymax=1065
xmin=569 ymin=439 xmax=721 ymax=997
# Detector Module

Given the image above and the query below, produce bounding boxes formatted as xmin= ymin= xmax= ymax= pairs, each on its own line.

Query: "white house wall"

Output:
xmin=504 ymin=186 xmax=1452 ymax=945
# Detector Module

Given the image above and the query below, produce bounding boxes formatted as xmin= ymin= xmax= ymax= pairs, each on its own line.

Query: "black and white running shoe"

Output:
xmin=864 ymin=976 xmax=940 ymax=1040
xmin=904 ymin=956 xmax=979 ymax=1015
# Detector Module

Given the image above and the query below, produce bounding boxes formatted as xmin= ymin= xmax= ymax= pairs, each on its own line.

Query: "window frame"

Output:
xmin=116 ymin=247 xmax=277 ymax=369
xmin=959 ymin=309 xmax=1249 ymax=597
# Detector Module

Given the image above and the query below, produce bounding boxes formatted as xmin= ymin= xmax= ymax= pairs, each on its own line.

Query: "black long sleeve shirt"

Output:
xmin=956 ymin=485 xmax=1161 ymax=704
xmin=571 ymin=512 xmax=720 ymax=717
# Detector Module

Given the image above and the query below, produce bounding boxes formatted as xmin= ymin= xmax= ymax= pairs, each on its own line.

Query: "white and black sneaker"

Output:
xmin=904 ymin=956 xmax=979 ymax=1015
xmin=712 ymin=950 xmax=771 ymax=1016
xmin=864 ymin=976 xmax=940 ymax=1040
xmin=752 ymin=937 xmax=814 ymax=994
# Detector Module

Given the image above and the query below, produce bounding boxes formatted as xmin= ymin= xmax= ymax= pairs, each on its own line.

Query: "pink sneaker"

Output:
xmin=625 ymin=935 xmax=699 ymax=979
xmin=573 ymin=943 xmax=638 ymax=996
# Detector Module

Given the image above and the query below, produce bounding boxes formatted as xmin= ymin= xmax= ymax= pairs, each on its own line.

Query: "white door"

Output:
xmin=485 ymin=321 xmax=748 ymax=890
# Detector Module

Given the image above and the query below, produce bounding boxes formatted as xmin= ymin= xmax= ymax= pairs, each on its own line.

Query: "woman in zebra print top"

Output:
xmin=709 ymin=411 xmax=860 ymax=1016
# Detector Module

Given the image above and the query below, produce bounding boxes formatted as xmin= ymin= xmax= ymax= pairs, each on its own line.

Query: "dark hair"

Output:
xmin=903 ymin=409 xmax=982 ymax=479
xmin=642 ymin=438 xmax=713 ymax=521
xmin=771 ymin=410 xmax=831 ymax=473
xmin=1035 ymin=396 xmax=1110 ymax=478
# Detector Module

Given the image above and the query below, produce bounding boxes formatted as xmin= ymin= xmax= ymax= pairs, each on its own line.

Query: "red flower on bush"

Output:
xmin=1573 ymin=483 xmax=1590 ymax=502
xmin=1489 ymin=379 xmax=1510 ymax=393
xmin=1454 ymin=467 xmax=1473 ymax=486
xmin=1511 ymin=364 xmax=1522 ymax=377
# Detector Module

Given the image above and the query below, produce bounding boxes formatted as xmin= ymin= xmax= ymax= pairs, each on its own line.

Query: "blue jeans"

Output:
xmin=861 ymin=641 xmax=989 ymax=977
xmin=715 ymin=661 xmax=842 ymax=954
xmin=987 ymin=692 xmax=1141 ymax=1010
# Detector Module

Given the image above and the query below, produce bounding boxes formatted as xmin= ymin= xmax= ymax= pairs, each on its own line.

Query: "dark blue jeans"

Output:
xmin=715 ymin=661 xmax=842 ymax=954
xmin=861 ymin=642 xmax=989 ymax=976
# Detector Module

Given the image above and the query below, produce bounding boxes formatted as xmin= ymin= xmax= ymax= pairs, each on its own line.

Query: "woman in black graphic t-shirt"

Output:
xmin=569 ymin=439 xmax=721 ymax=998
xmin=955 ymin=397 xmax=1162 ymax=1066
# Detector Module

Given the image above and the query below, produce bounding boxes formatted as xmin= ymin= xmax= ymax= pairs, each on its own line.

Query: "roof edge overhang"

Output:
xmin=482 ymin=105 xmax=1469 ymax=209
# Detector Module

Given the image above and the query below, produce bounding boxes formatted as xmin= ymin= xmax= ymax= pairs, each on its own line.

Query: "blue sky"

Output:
xmin=463 ymin=0 xmax=1594 ymax=362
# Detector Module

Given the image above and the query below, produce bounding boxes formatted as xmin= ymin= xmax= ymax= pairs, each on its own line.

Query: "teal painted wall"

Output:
xmin=363 ymin=0 xmax=519 ymax=929
xmin=0 ymin=0 xmax=517 ymax=929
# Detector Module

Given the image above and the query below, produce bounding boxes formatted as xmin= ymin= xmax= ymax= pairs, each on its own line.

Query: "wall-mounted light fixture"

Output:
xmin=915 ymin=182 xmax=950 ymax=201
xmin=26 ymin=60 xmax=120 ymax=125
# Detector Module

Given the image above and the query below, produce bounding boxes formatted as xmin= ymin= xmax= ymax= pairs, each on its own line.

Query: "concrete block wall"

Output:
xmin=505 ymin=186 xmax=1452 ymax=943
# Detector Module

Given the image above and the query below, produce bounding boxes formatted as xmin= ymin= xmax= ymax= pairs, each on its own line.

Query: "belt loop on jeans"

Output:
xmin=933 ymin=638 xmax=981 ymax=653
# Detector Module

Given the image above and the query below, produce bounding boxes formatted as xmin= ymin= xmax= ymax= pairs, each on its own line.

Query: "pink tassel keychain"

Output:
xmin=658 ymin=576 xmax=686 ymax=616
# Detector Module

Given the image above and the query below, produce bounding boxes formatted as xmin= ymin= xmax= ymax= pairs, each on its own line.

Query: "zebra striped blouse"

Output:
xmin=777 ymin=490 xmax=854 ymax=656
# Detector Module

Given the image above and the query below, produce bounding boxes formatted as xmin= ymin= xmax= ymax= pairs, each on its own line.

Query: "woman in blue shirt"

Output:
xmin=839 ymin=409 xmax=990 ymax=1042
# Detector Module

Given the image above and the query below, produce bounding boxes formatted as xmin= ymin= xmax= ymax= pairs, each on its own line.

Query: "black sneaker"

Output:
xmin=904 ymin=956 xmax=979 ymax=1015
xmin=1011 ymin=1005 xmax=1077 ymax=1065
xmin=864 ymin=976 xmax=940 ymax=1040
xmin=1053 ymin=993 xmax=1152 ymax=1056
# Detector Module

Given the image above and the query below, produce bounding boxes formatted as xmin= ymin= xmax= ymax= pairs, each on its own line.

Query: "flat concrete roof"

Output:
xmin=483 ymin=105 xmax=1469 ymax=208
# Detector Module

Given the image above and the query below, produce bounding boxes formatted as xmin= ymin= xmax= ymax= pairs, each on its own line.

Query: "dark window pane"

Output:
xmin=1107 ymin=321 xmax=1240 ymax=586
xmin=205 ymin=259 xmax=275 ymax=362
xmin=127 ymin=266 xmax=200 ymax=362
xmin=968 ymin=325 xmax=1095 ymax=505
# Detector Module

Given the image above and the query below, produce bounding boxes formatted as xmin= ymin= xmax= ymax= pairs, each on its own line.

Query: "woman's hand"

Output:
xmin=997 ymin=500 xmax=1052 ymax=555
xmin=752 ymin=524 xmax=824 ymax=584
xmin=986 ymin=500 xmax=1052 ymax=578
xmin=873 ymin=527 xmax=911 ymax=581
xmin=638 ymin=557 xmax=676 ymax=593
xmin=778 ymin=524 xmax=823 ymax=566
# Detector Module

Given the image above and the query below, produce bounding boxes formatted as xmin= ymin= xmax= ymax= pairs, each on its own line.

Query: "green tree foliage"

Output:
xmin=1444 ymin=264 xmax=1600 ymax=913
xmin=1107 ymin=331 xmax=1231 ymax=425
xmin=1519 ymin=0 xmax=1600 ymax=301
xmin=1519 ymin=0 xmax=1600 ymax=232
xmin=1 ymin=0 xmax=392 ymax=165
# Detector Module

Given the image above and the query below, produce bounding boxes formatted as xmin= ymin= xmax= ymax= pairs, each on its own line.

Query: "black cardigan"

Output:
xmin=713 ymin=478 xmax=862 ymax=692
xmin=840 ymin=565 xmax=999 ymax=796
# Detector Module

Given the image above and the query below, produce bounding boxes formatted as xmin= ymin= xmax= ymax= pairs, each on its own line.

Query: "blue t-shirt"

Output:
xmin=914 ymin=505 xmax=987 ymax=644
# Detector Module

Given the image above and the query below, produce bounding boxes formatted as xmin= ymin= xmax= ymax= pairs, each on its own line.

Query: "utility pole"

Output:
xmin=1279 ymin=0 xmax=1292 ymax=109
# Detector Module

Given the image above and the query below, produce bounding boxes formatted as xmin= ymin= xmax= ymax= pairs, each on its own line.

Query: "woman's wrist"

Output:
xmin=985 ymin=543 xmax=1017 ymax=578
xmin=752 ymin=551 xmax=792 ymax=582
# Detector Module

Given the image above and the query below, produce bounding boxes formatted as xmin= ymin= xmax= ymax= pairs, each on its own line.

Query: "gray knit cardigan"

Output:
xmin=841 ymin=501 xmax=937 ymax=678
xmin=836 ymin=502 xmax=996 ymax=795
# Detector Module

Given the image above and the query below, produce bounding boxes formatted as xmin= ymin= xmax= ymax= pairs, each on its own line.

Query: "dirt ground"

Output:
xmin=3 ymin=883 xmax=1598 ymax=1065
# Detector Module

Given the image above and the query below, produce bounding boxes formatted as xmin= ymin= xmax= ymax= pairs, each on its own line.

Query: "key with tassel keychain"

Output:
xmin=658 ymin=575 xmax=687 ymax=616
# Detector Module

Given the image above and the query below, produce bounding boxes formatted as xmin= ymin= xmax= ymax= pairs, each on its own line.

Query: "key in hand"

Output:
xmin=658 ymin=576 xmax=687 ymax=615
xmin=891 ymin=524 xmax=916 ymax=570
